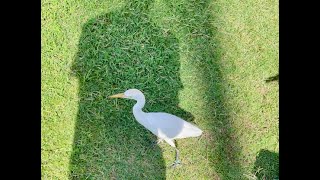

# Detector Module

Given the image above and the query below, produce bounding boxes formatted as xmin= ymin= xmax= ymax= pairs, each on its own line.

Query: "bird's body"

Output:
xmin=135 ymin=112 xmax=202 ymax=146
xmin=109 ymin=89 xmax=203 ymax=167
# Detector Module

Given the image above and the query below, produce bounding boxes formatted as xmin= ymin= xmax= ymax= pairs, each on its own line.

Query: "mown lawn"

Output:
xmin=41 ymin=0 xmax=278 ymax=179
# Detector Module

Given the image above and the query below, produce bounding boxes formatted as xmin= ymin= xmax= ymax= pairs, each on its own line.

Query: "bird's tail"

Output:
xmin=191 ymin=127 xmax=203 ymax=137
xmin=175 ymin=126 xmax=203 ymax=139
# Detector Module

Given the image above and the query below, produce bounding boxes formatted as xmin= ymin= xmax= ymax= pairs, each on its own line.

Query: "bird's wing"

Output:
xmin=146 ymin=112 xmax=202 ymax=139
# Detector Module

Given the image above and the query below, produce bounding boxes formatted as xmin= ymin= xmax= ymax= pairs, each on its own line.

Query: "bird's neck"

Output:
xmin=132 ymin=95 xmax=146 ymax=125
xmin=133 ymin=95 xmax=146 ymax=113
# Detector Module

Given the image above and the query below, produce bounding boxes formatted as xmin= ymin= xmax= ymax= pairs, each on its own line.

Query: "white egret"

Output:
xmin=109 ymin=89 xmax=203 ymax=167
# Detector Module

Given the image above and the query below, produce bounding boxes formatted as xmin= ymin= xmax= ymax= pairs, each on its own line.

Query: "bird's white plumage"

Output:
xmin=146 ymin=112 xmax=202 ymax=139
xmin=113 ymin=89 xmax=203 ymax=147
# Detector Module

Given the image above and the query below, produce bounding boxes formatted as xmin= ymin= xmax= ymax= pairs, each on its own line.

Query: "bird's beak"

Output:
xmin=108 ymin=93 xmax=125 ymax=98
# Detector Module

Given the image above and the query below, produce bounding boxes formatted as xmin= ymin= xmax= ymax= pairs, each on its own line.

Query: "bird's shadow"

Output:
xmin=69 ymin=0 xmax=194 ymax=179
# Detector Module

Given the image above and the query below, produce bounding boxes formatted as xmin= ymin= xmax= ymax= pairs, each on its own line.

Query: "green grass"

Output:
xmin=41 ymin=0 xmax=278 ymax=179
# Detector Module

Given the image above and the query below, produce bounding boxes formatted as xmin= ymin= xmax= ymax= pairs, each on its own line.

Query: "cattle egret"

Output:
xmin=109 ymin=89 xmax=203 ymax=167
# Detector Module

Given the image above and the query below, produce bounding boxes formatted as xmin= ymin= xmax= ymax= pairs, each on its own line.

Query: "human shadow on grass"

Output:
xmin=69 ymin=0 xmax=194 ymax=179
xmin=253 ymin=149 xmax=279 ymax=179
xmin=163 ymin=0 xmax=244 ymax=178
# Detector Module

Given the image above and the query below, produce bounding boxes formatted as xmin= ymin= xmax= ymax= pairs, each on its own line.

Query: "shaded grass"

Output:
xmin=69 ymin=0 xmax=190 ymax=178
xmin=253 ymin=149 xmax=279 ymax=179
xmin=42 ymin=0 xmax=278 ymax=179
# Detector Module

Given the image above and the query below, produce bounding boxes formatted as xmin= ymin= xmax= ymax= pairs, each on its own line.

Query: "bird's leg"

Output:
xmin=151 ymin=138 xmax=163 ymax=147
xmin=171 ymin=148 xmax=181 ymax=168
xmin=157 ymin=138 xmax=164 ymax=144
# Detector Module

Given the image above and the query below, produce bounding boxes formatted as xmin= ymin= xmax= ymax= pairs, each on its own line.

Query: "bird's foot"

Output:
xmin=170 ymin=160 xmax=181 ymax=168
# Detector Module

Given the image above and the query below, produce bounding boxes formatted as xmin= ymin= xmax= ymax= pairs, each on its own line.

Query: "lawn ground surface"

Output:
xmin=42 ymin=0 xmax=279 ymax=179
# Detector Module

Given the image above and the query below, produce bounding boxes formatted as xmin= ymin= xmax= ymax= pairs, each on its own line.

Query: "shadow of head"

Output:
xmin=253 ymin=149 xmax=279 ymax=179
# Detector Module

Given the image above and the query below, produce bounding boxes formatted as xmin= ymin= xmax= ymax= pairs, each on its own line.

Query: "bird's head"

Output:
xmin=109 ymin=89 xmax=144 ymax=101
